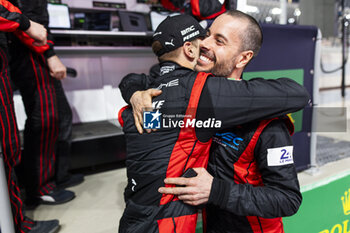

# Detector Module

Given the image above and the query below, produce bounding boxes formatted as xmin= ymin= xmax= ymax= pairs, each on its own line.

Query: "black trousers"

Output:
xmin=0 ymin=44 xmax=35 ymax=233
xmin=8 ymin=37 xmax=72 ymax=198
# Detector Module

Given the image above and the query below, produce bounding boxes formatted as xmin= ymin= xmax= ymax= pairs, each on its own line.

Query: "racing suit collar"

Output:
xmin=159 ymin=61 xmax=192 ymax=76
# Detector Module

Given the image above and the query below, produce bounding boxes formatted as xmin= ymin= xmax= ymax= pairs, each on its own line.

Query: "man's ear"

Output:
xmin=236 ymin=50 xmax=254 ymax=68
xmin=183 ymin=41 xmax=196 ymax=60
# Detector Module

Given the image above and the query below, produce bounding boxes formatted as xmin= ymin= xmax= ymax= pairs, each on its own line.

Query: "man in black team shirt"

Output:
xmin=118 ymin=13 xmax=308 ymax=233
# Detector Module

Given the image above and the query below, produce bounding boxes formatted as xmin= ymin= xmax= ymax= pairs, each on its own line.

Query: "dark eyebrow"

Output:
xmin=214 ymin=33 xmax=228 ymax=43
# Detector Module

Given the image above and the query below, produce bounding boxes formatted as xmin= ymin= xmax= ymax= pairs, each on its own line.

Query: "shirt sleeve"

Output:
xmin=0 ymin=0 xmax=30 ymax=31
xmin=208 ymin=120 xmax=302 ymax=218
xmin=196 ymin=77 xmax=310 ymax=142
xmin=12 ymin=28 xmax=53 ymax=54
xmin=9 ymin=0 xmax=54 ymax=55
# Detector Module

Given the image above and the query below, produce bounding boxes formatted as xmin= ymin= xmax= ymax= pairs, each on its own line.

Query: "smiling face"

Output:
xmin=195 ymin=14 xmax=250 ymax=78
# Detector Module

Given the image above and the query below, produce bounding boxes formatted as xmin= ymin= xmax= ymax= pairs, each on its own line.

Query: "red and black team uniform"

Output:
xmin=118 ymin=61 xmax=309 ymax=233
xmin=7 ymin=0 xmax=73 ymax=202
xmin=206 ymin=117 xmax=301 ymax=233
xmin=0 ymin=0 xmax=36 ymax=232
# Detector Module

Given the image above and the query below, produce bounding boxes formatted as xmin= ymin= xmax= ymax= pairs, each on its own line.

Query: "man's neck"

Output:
xmin=170 ymin=58 xmax=195 ymax=71
xmin=226 ymin=68 xmax=243 ymax=80
xmin=227 ymin=76 xmax=241 ymax=80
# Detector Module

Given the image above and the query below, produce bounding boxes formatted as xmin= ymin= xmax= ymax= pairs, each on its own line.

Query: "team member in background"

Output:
xmin=118 ymin=14 xmax=308 ymax=233
xmin=160 ymin=0 xmax=236 ymax=21
xmin=0 ymin=0 xmax=59 ymax=232
xmin=7 ymin=0 xmax=83 ymax=208
xmin=153 ymin=11 xmax=302 ymax=233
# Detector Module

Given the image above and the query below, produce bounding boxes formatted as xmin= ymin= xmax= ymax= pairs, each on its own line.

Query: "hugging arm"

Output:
xmin=119 ymin=73 xmax=310 ymax=137
xmin=119 ymin=73 xmax=161 ymax=133
xmin=195 ymin=77 xmax=310 ymax=141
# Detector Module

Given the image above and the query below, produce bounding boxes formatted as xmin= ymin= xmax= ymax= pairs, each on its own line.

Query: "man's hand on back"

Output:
xmin=158 ymin=168 xmax=213 ymax=206
xmin=130 ymin=89 xmax=162 ymax=134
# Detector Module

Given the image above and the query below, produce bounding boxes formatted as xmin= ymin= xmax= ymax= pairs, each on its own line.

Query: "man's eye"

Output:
xmin=216 ymin=39 xmax=224 ymax=44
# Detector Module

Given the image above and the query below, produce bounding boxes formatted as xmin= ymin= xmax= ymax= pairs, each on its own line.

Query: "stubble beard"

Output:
xmin=209 ymin=59 xmax=235 ymax=77
xmin=196 ymin=50 xmax=236 ymax=77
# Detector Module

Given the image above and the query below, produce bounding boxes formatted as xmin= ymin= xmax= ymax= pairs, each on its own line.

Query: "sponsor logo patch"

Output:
xmin=160 ymin=66 xmax=176 ymax=76
xmin=213 ymin=132 xmax=243 ymax=151
xmin=156 ymin=78 xmax=178 ymax=88
xmin=131 ymin=178 xmax=137 ymax=192
xmin=181 ymin=25 xmax=195 ymax=36
xmin=165 ymin=38 xmax=175 ymax=47
xmin=267 ymin=146 xmax=294 ymax=166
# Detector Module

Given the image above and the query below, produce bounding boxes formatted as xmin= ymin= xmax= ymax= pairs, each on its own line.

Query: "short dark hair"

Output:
xmin=224 ymin=10 xmax=263 ymax=57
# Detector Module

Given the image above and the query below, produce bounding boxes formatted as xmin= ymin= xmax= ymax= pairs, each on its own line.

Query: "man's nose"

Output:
xmin=200 ymin=37 xmax=211 ymax=51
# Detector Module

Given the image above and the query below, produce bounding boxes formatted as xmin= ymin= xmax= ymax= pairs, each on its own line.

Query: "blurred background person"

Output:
xmin=0 ymin=0 xmax=60 ymax=232
xmin=7 ymin=0 xmax=83 ymax=208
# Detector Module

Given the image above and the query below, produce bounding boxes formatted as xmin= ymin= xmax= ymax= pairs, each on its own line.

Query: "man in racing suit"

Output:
xmin=8 ymin=0 xmax=82 ymax=207
xmin=118 ymin=14 xmax=309 ymax=233
xmin=0 ymin=0 xmax=59 ymax=232
xmin=156 ymin=11 xmax=302 ymax=233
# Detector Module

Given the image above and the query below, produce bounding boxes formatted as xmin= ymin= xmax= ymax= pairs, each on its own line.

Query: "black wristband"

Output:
xmin=208 ymin=178 xmax=230 ymax=209
xmin=19 ymin=14 xmax=30 ymax=31
xmin=44 ymin=47 xmax=56 ymax=59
